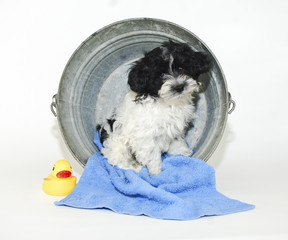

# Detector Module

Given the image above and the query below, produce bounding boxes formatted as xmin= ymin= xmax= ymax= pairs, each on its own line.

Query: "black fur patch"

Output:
xmin=127 ymin=40 xmax=212 ymax=99
xmin=96 ymin=118 xmax=115 ymax=144
xmin=128 ymin=47 xmax=169 ymax=97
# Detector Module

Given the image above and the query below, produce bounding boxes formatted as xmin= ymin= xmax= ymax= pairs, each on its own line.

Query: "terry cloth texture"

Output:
xmin=55 ymin=132 xmax=254 ymax=220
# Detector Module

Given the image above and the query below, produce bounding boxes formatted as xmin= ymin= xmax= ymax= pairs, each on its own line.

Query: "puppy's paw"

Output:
xmin=168 ymin=138 xmax=193 ymax=157
xmin=180 ymin=148 xmax=193 ymax=157
xmin=146 ymin=161 xmax=162 ymax=176
xmin=148 ymin=166 xmax=162 ymax=176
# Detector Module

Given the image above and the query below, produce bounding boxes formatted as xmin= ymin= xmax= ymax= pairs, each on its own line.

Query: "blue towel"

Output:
xmin=55 ymin=132 xmax=254 ymax=220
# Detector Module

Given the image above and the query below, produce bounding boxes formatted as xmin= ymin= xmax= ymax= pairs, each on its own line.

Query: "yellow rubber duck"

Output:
xmin=43 ymin=160 xmax=77 ymax=196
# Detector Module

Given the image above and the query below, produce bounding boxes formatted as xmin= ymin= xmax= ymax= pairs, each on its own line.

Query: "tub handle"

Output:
xmin=51 ymin=94 xmax=58 ymax=117
xmin=228 ymin=92 xmax=236 ymax=114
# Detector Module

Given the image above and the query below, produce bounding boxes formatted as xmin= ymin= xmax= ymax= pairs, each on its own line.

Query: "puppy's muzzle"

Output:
xmin=176 ymin=75 xmax=201 ymax=93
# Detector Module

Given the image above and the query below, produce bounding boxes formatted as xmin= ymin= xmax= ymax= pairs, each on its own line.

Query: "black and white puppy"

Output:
xmin=98 ymin=40 xmax=211 ymax=175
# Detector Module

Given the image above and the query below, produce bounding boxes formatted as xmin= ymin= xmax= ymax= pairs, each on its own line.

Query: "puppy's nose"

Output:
xmin=173 ymin=83 xmax=186 ymax=93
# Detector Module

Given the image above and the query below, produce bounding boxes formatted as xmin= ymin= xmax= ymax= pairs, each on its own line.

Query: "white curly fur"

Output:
xmin=101 ymin=75 xmax=199 ymax=175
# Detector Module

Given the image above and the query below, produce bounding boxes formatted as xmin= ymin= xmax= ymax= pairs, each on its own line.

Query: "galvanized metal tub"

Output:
xmin=51 ymin=18 xmax=235 ymax=167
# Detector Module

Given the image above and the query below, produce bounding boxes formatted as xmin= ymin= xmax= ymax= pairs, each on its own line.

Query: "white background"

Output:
xmin=1 ymin=0 xmax=288 ymax=239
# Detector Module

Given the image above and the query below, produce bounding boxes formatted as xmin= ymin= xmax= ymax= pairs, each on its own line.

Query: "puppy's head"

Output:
xmin=128 ymin=40 xmax=211 ymax=100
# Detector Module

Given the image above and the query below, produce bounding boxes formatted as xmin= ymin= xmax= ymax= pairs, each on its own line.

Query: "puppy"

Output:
xmin=98 ymin=40 xmax=211 ymax=175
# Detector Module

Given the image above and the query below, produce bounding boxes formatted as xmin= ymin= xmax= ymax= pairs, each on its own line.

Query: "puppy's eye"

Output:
xmin=178 ymin=67 xmax=183 ymax=72
xmin=160 ymin=73 xmax=165 ymax=78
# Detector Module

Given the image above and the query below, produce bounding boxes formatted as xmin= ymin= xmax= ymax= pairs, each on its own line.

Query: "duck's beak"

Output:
xmin=56 ymin=170 xmax=72 ymax=178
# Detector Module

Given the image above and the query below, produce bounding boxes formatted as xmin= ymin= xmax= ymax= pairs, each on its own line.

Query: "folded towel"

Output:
xmin=55 ymin=132 xmax=254 ymax=220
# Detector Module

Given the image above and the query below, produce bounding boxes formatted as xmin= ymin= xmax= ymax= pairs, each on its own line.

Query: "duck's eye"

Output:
xmin=52 ymin=166 xmax=55 ymax=171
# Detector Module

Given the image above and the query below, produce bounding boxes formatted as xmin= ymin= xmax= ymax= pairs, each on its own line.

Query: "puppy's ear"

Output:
xmin=128 ymin=46 xmax=170 ymax=96
xmin=191 ymin=52 xmax=212 ymax=80
xmin=128 ymin=62 xmax=149 ymax=94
